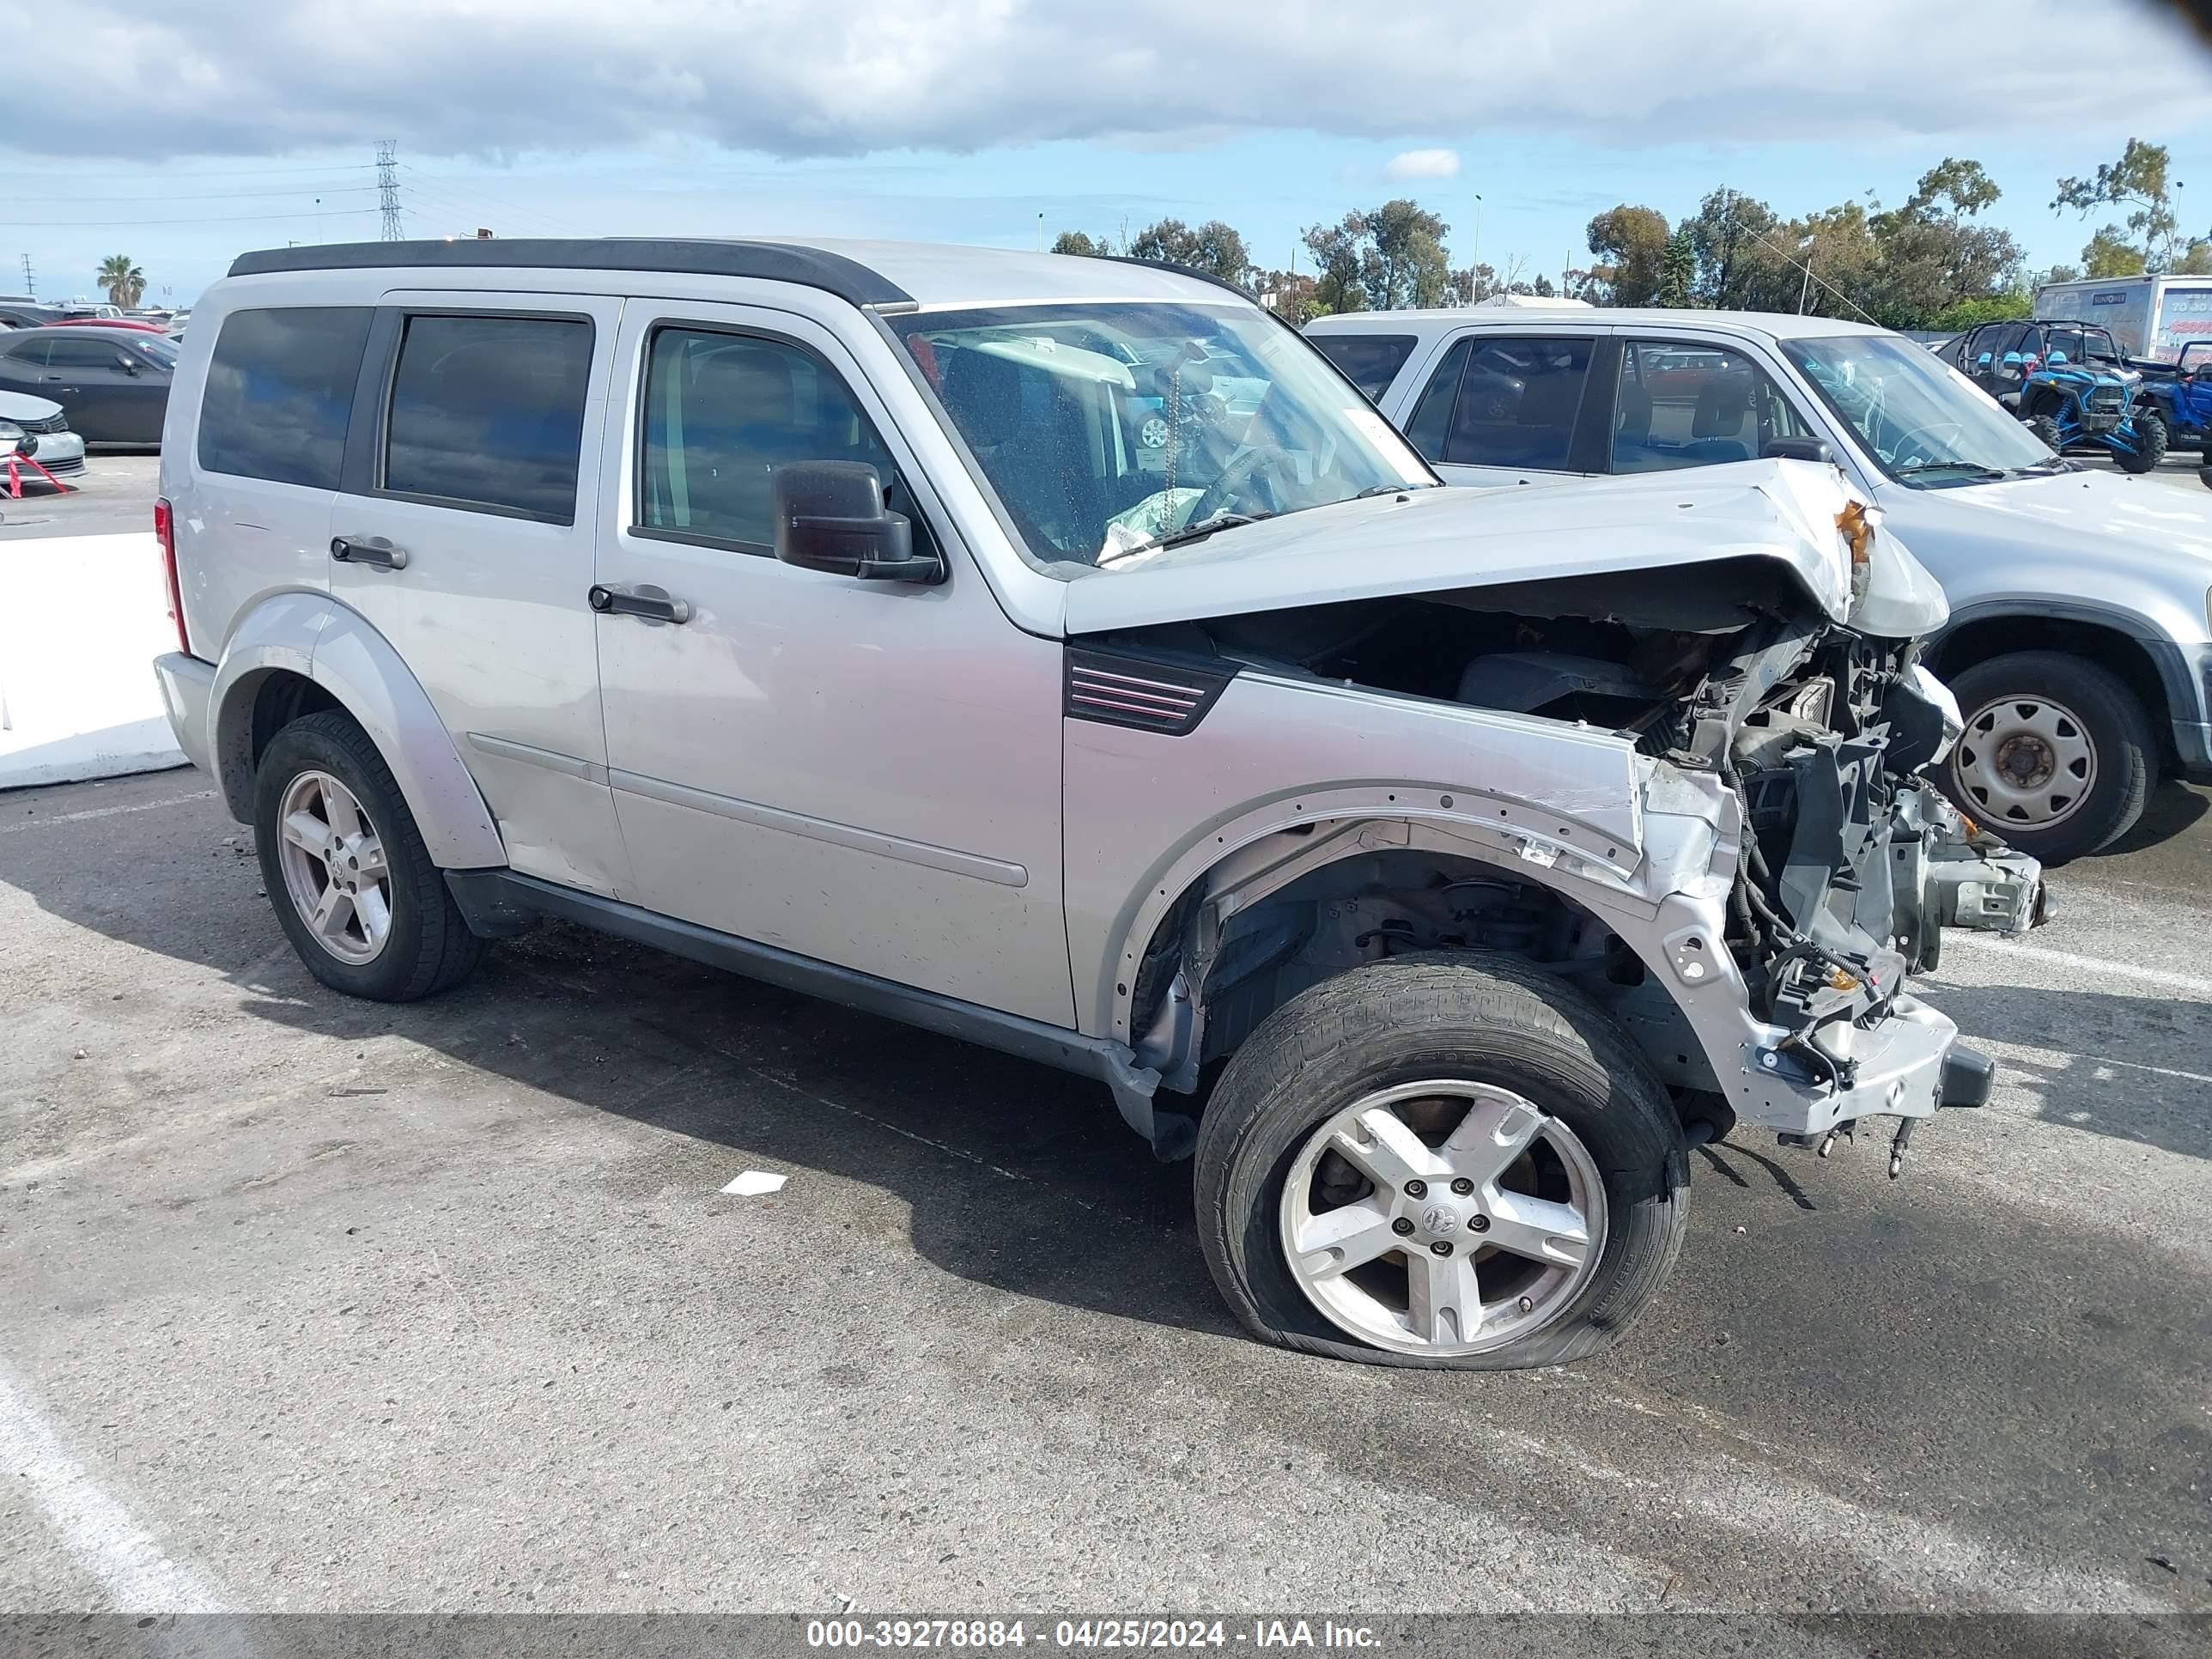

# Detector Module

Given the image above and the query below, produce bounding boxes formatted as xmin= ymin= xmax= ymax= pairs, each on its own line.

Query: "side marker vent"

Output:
xmin=1064 ymin=648 xmax=1232 ymax=736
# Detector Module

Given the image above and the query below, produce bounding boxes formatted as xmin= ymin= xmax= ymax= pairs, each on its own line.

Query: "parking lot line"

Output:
xmin=0 ymin=788 xmax=215 ymax=835
xmin=0 ymin=1366 xmax=224 ymax=1613
xmin=1939 ymin=933 xmax=2212 ymax=998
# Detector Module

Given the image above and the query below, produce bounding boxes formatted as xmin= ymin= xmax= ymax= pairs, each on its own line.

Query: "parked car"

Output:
xmin=0 ymin=304 xmax=67 ymax=330
xmin=2032 ymin=272 xmax=2212 ymax=363
xmin=0 ymin=325 xmax=175 ymax=442
xmin=48 ymin=316 xmax=173 ymax=334
xmin=1942 ymin=319 xmax=2165 ymax=471
xmin=1310 ymin=307 xmax=2212 ymax=862
xmin=154 ymin=240 xmax=2038 ymax=1370
xmin=0 ymin=387 xmax=86 ymax=480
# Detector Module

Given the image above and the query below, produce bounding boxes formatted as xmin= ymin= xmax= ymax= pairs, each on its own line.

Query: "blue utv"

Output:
xmin=2128 ymin=340 xmax=2212 ymax=488
xmin=1949 ymin=319 xmax=2167 ymax=472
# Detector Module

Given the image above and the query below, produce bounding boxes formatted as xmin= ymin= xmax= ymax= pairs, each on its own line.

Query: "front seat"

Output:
xmin=1613 ymin=380 xmax=1656 ymax=470
xmin=1686 ymin=378 xmax=1752 ymax=463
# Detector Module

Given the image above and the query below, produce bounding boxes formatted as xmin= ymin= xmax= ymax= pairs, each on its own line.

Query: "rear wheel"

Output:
xmin=2118 ymin=408 xmax=2168 ymax=473
xmin=254 ymin=710 xmax=485 ymax=1000
xmin=1942 ymin=651 xmax=2154 ymax=864
xmin=1194 ymin=952 xmax=1687 ymax=1370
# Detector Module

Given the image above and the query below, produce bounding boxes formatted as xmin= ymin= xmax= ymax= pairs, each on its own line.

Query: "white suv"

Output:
xmin=1310 ymin=307 xmax=2212 ymax=863
xmin=154 ymin=240 xmax=2033 ymax=1369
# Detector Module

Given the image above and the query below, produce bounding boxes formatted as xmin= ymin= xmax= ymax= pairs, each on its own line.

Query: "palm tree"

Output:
xmin=97 ymin=255 xmax=145 ymax=309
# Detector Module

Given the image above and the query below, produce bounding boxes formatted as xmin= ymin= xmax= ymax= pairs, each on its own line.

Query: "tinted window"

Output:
xmin=638 ymin=327 xmax=897 ymax=550
xmin=1613 ymin=339 xmax=1812 ymax=473
xmin=1311 ymin=332 xmax=1417 ymax=400
xmin=133 ymin=336 xmax=179 ymax=368
xmin=0 ymin=335 xmax=49 ymax=364
xmin=383 ymin=313 xmax=592 ymax=521
xmin=198 ymin=307 xmax=372 ymax=489
xmin=1401 ymin=337 xmax=1470 ymax=461
xmin=46 ymin=336 xmax=133 ymax=369
xmin=1441 ymin=337 xmax=1592 ymax=470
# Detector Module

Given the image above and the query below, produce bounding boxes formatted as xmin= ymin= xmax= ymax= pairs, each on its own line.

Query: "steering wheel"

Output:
xmin=1184 ymin=444 xmax=1288 ymax=528
xmin=1883 ymin=419 xmax=1966 ymax=469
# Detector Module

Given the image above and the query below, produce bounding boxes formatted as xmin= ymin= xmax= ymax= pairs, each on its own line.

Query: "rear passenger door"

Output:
xmin=329 ymin=292 xmax=632 ymax=897
xmin=1395 ymin=330 xmax=1611 ymax=487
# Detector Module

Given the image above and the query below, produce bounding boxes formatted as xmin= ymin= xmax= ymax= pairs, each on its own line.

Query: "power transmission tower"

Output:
xmin=19 ymin=253 xmax=31 ymax=298
xmin=376 ymin=142 xmax=404 ymax=241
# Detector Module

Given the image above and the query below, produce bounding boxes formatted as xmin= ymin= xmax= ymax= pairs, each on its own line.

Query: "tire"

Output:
xmin=1193 ymin=952 xmax=1688 ymax=1370
xmin=2199 ymin=464 xmax=2212 ymax=492
xmin=2027 ymin=412 xmax=2063 ymax=453
xmin=253 ymin=709 xmax=485 ymax=1000
xmin=2117 ymin=408 xmax=2168 ymax=473
xmin=1942 ymin=651 xmax=2154 ymax=865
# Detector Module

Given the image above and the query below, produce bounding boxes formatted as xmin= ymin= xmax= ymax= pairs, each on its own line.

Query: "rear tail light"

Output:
xmin=155 ymin=496 xmax=191 ymax=656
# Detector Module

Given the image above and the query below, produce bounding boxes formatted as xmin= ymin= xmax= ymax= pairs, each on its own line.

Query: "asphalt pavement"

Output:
xmin=0 ymin=451 xmax=160 ymax=540
xmin=0 ymin=764 xmax=2206 ymax=1619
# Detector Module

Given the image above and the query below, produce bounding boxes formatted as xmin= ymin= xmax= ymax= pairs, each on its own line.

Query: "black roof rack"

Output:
xmin=227 ymin=239 xmax=912 ymax=307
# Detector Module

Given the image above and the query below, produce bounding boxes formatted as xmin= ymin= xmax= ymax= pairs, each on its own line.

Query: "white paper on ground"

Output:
xmin=720 ymin=1170 xmax=787 ymax=1196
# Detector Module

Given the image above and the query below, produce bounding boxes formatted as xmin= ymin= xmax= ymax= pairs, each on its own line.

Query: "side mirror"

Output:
xmin=1762 ymin=437 xmax=1832 ymax=464
xmin=117 ymin=355 xmax=140 ymax=375
xmin=772 ymin=460 xmax=944 ymax=585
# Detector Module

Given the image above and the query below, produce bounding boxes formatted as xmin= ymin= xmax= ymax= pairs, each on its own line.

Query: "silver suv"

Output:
xmin=153 ymin=240 xmax=2039 ymax=1370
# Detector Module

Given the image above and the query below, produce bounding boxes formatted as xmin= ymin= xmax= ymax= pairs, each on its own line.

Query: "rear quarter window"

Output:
xmin=198 ymin=307 xmax=374 ymax=489
xmin=1310 ymin=332 xmax=1418 ymax=400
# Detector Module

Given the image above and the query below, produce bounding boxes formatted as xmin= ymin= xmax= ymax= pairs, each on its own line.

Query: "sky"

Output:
xmin=6 ymin=0 xmax=2212 ymax=308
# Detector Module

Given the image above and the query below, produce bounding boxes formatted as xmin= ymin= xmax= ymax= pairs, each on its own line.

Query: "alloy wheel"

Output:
xmin=274 ymin=769 xmax=392 ymax=965
xmin=1278 ymin=1080 xmax=1608 ymax=1358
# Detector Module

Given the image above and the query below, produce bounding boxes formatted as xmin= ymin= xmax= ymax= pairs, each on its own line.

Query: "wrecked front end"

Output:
xmin=1097 ymin=465 xmax=2044 ymax=1169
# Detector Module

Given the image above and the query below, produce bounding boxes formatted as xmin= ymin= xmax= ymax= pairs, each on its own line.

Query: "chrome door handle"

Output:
xmin=331 ymin=535 xmax=408 ymax=570
xmin=587 ymin=584 xmax=690 ymax=624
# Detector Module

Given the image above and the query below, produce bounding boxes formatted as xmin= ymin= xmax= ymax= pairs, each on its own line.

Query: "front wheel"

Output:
xmin=2027 ymin=412 xmax=2064 ymax=453
xmin=2117 ymin=409 xmax=2168 ymax=473
xmin=1193 ymin=953 xmax=1687 ymax=1370
xmin=1942 ymin=651 xmax=2154 ymax=864
xmin=253 ymin=709 xmax=485 ymax=1000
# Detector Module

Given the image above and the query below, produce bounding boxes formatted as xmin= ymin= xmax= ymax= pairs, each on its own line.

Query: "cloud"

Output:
xmin=0 ymin=0 xmax=2203 ymax=163
xmin=1385 ymin=149 xmax=1462 ymax=181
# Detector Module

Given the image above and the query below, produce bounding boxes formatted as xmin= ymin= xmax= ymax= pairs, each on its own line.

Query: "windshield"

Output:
xmin=1781 ymin=333 xmax=2054 ymax=484
xmin=891 ymin=302 xmax=1434 ymax=568
xmin=134 ymin=336 xmax=179 ymax=368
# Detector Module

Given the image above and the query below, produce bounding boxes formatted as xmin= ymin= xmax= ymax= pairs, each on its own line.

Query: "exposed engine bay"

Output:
xmin=1118 ymin=553 xmax=2041 ymax=1138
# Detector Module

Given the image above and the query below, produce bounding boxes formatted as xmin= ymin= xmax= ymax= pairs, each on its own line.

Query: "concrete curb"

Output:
xmin=0 ymin=531 xmax=189 ymax=790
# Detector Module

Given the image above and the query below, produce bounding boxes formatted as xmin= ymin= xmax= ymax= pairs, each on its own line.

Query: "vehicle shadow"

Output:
xmin=2089 ymin=779 xmax=2209 ymax=858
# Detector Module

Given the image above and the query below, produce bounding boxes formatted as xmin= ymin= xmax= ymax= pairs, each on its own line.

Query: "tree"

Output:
xmin=1051 ymin=230 xmax=1115 ymax=258
xmin=1301 ymin=199 xmax=1451 ymax=313
xmin=1655 ymin=228 xmax=1696 ymax=307
xmin=1583 ymin=205 xmax=1670 ymax=306
xmin=2054 ymin=138 xmax=2185 ymax=271
xmin=1906 ymin=157 xmax=2002 ymax=222
xmin=1127 ymin=218 xmax=1252 ymax=288
xmin=2082 ymin=227 xmax=2148 ymax=278
xmin=2172 ymin=240 xmax=2212 ymax=276
xmin=98 ymin=255 xmax=144 ymax=309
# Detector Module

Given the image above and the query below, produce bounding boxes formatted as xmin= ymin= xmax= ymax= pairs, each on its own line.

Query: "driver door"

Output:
xmin=589 ymin=301 xmax=1075 ymax=1025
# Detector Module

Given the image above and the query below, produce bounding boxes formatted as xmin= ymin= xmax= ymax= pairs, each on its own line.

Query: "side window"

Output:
xmin=3 ymin=336 xmax=50 ymax=367
xmin=1310 ymin=332 xmax=1417 ymax=401
xmin=46 ymin=337 xmax=131 ymax=370
xmin=382 ymin=313 xmax=592 ymax=522
xmin=1613 ymin=340 xmax=1812 ymax=473
xmin=1401 ymin=337 xmax=1470 ymax=461
xmin=637 ymin=326 xmax=898 ymax=552
xmin=1980 ymin=324 xmax=2027 ymax=374
xmin=198 ymin=307 xmax=372 ymax=489
xmin=1443 ymin=337 xmax=1592 ymax=470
